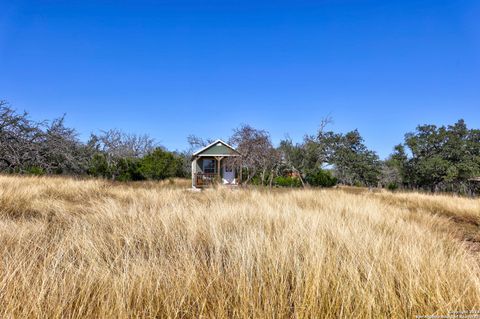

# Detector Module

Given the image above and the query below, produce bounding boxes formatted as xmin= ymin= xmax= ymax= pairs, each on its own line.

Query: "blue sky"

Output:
xmin=1 ymin=0 xmax=479 ymax=158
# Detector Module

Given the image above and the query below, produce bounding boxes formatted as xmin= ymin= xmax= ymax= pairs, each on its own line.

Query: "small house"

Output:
xmin=191 ymin=139 xmax=242 ymax=188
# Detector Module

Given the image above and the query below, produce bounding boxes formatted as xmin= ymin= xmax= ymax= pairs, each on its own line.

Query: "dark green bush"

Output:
xmin=88 ymin=153 xmax=111 ymax=178
xmin=354 ymin=181 xmax=363 ymax=187
xmin=25 ymin=166 xmax=44 ymax=175
xmin=249 ymin=175 xmax=262 ymax=185
xmin=274 ymin=176 xmax=302 ymax=187
xmin=137 ymin=148 xmax=183 ymax=180
xmin=305 ymin=169 xmax=337 ymax=187
xmin=116 ymin=158 xmax=144 ymax=181
xmin=387 ymin=182 xmax=398 ymax=191
xmin=87 ymin=148 xmax=187 ymax=181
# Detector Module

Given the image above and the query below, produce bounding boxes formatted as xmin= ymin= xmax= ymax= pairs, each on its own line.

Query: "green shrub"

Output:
xmin=116 ymin=158 xmax=143 ymax=181
xmin=305 ymin=169 xmax=337 ymax=187
xmin=274 ymin=176 xmax=302 ymax=187
xmin=87 ymin=149 xmax=186 ymax=182
xmin=387 ymin=182 xmax=398 ymax=191
xmin=249 ymin=175 xmax=262 ymax=185
xmin=138 ymin=148 xmax=183 ymax=180
xmin=88 ymin=153 xmax=111 ymax=178
xmin=25 ymin=166 xmax=44 ymax=175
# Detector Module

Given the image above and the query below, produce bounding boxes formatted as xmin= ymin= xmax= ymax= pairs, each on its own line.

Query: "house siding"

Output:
xmin=198 ymin=143 xmax=237 ymax=156
xmin=196 ymin=158 xmax=203 ymax=173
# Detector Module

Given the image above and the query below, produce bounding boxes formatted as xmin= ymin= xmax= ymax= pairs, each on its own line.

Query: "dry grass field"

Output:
xmin=0 ymin=175 xmax=479 ymax=318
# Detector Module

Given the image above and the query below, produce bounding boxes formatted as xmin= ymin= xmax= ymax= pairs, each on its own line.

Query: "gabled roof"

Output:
xmin=193 ymin=139 xmax=240 ymax=156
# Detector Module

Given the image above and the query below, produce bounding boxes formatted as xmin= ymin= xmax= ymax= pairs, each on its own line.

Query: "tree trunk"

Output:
xmin=268 ymin=169 xmax=275 ymax=188
xmin=292 ymin=165 xmax=306 ymax=188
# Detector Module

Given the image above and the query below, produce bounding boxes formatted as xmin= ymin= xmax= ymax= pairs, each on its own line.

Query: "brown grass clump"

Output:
xmin=0 ymin=175 xmax=479 ymax=318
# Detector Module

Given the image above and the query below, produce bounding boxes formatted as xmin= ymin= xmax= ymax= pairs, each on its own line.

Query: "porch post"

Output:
xmin=191 ymin=158 xmax=197 ymax=188
xmin=214 ymin=156 xmax=224 ymax=183
xmin=239 ymin=157 xmax=242 ymax=184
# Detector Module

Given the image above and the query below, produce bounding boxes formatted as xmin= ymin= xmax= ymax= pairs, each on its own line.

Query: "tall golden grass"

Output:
xmin=0 ymin=175 xmax=479 ymax=318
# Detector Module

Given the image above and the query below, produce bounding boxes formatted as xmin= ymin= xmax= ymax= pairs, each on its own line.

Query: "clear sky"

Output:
xmin=1 ymin=0 xmax=479 ymax=158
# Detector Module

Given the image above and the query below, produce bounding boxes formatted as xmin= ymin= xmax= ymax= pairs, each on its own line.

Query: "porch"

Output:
xmin=194 ymin=172 xmax=220 ymax=188
xmin=192 ymin=156 xmax=241 ymax=188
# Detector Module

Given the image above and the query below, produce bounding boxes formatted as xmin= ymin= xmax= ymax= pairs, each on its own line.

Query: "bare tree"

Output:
xmin=0 ymin=101 xmax=45 ymax=172
xmin=41 ymin=116 xmax=88 ymax=174
xmin=87 ymin=129 xmax=156 ymax=180
xmin=187 ymin=134 xmax=215 ymax=152
xmin=278 ymin=116 xmax=334 ymax=186
xmin=0 ymin=101 xmax=89 ymax=174
xmin=89 ymin=129 xmax=156 ymax=159
xmin=229 ymin=124 xmax=279 ymax=185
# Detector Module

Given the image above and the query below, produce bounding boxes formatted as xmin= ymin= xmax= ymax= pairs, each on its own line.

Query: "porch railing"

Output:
xmin=195 ymin=173 xmax=219 ymax=187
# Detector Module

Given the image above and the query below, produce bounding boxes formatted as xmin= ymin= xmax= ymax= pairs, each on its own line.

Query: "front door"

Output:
xmin=222 ymin=165 xmax=235 ymax=184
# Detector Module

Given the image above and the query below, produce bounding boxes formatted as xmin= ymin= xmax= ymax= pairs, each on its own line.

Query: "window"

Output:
xmin=225 ymin=166 xmax=233 ymax=172
xmin=203 ymin=159 xmax=215 ymax=174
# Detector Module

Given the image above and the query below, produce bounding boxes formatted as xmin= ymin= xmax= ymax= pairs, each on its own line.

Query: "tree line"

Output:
xmin=1 ymin=100 xmax=479 ymax=194
xmin=0 ymin=101 xmax=186 ymax=181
